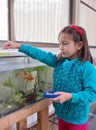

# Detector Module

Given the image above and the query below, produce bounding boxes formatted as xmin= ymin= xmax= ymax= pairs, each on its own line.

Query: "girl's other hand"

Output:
xmin=3 ymin=41 xmax=20 ymax=49
xmin=56 ymin=53 xmax=62 ymax=61
xmin=49 ymin=92 xmax=72 ymax=104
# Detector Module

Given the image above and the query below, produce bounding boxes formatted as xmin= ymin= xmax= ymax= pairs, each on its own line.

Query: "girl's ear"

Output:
xmin=77 ymin=42 xmax=84 ymax=50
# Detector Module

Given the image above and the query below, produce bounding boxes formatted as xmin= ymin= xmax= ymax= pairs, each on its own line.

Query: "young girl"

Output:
xmin=3 ymin=25 xmax=96 ymax=130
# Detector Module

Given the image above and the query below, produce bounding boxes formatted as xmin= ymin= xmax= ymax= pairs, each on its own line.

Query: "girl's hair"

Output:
xmin=58 ymin=25 xmax=93 ymax=63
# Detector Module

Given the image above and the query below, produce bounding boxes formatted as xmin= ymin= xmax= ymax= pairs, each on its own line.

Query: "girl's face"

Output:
xmin=58 ymin=33 xmax=82 ymax=60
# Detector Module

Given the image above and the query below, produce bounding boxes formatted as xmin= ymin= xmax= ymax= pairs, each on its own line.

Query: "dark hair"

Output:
xmin=58 ymin=25 xmax=93 ymax=63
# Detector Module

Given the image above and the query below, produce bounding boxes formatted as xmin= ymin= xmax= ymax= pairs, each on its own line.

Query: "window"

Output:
xmin=14 ymin=0 xmax=70 ymax=43
xmin=78 ymin=0 xmax=96 ymax=46
xmin=0 ymin=0 xmax=8 ymax=40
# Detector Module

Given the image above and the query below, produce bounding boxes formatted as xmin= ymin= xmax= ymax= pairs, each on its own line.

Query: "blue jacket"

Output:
xmin=19 ymin=44 xmax=96 ymax=124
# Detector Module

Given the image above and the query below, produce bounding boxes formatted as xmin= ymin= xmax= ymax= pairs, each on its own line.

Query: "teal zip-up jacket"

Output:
xmin=19 ymin=44 xmax=96 ymax=124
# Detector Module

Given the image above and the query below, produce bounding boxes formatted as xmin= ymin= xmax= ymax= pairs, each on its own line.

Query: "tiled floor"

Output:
xmin=87 ymin=113 xmax=96 ymax=130
xmin=28 ymin=113 xmax=96 ymax=130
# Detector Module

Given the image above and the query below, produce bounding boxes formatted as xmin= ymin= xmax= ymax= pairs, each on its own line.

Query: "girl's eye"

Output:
xmin=60 ymin=42 xmax=68 ymax=45
xmin=63 ymin=42 xmax=68 ymax=45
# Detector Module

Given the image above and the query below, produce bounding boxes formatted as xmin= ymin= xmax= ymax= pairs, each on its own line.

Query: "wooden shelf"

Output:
xmin=0 ymin=99 xmax=51 ymax=130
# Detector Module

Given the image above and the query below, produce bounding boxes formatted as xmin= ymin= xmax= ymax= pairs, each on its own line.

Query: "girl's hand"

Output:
xmin=3 ymin=41 xmax=20 ymax=49
xmin=49 ymin=92 xmax=72 ymax=104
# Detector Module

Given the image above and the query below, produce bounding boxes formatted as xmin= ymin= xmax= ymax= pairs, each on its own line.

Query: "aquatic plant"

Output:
xmin=3 ymin=77 xmax=25 ymax=105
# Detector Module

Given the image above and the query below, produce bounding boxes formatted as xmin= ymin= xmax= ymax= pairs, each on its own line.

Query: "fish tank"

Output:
xmin=0 ymin=50 xmax=53 ymax=117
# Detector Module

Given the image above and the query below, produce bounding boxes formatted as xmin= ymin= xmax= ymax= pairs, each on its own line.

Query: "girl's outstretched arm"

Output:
xmin=19 ymin=44 xmax=56 ymax=67
xmin=3 ymin=41 xmax=57 ymax=67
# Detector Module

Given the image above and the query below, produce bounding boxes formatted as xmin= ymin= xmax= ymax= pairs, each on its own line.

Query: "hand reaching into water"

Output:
xmin=3 ymin=41 xmax=20 ymax=49
xmin=49 ymin=92 xmax=72 ymax=104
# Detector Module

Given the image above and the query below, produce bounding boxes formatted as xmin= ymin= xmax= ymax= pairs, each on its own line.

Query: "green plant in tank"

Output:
xmin=3 ymin=77 xmax=25 ymax=105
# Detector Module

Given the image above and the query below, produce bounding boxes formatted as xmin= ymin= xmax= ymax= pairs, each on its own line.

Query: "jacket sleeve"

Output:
xmin=19 ymin=44 xmax=57 ymax=67
xmin=71 ymin=62 xmax=96 ymax=104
